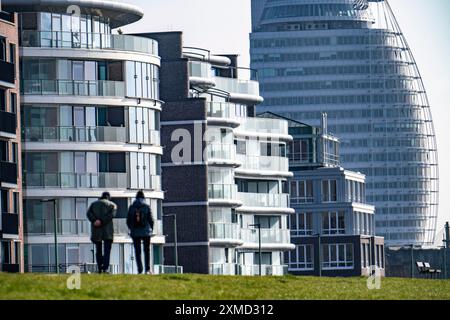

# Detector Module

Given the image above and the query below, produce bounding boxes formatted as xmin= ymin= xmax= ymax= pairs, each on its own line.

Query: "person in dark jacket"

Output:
xmin=87 ymin=192 xmax=117 ymax=273
xmin=127 ymin=190 xmax=154 ymax=274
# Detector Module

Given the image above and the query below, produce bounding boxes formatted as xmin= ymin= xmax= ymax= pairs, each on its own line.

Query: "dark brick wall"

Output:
xmin=164 ymin=245 xmax=209 ymax=274
xmin=162 ymin=166 xmax=208 ymax=203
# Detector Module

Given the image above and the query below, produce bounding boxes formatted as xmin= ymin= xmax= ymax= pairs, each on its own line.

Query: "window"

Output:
xmin=289 ymin=245 xmax=314 ymax=270
xmin=289 ymin=212 xmax=313 ymax=236
xmin=10 ymin=93 xmax=17 ymax=114
xmin=289 ymin=139 xmax=310 ymax=162
xmin=9 ymin=44 xmax=16 ymax=64
xmin=322 ymin=244 xmax=354 ymax=270
xmin=254 ymin=215 xmax=280 ymax=229
xmin=290 ymin=180 xmax=313 ymax=203
xmin=235 ymin=140 xmax=247 ymax=155
xmin=0 ymin=88 xmax=5 ymax=111
xmin=322 ymin=211 xmax=345 ymax=235
xmin=0 ymin=37 xmax=5 ymax=61
xmin=322 ymin=179 xmax=337 ymax=202
xmin=254 ymin=252 xmax=272 ymax=265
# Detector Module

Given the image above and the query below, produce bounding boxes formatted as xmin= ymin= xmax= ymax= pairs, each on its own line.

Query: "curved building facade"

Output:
xmin=3 ymin=0 xmax=165 ymax=273
xmin=250 ymin=0 xmax=439 ymax=246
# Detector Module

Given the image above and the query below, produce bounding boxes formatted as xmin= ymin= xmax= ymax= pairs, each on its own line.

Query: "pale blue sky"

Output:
xmin=121 ymin=0 xmax=450 ymax=238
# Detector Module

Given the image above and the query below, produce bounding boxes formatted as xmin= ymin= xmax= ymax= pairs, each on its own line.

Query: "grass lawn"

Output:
xmin=0 ymin=273 xmax=449 ymax=300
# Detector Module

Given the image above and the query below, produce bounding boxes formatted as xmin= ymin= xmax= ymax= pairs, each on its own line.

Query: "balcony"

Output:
xmin=23 ymin=126 xmax=127 ymax=143
xmin=241 ymin=228 xmax=290 ymax=244
xmin=0 ymin=110 xmax=17 ymax=135
xmin=23 ymin=172 xmax=129 ymax=189
xmin=209 ymin=263 xmax=238 ymax=275
xmin=0 ymin=60 xmax=15 ymax=86
xmin=214 ymin=76 xmax=262 ymax=103
xmin=20 ymin=31 xmax=158 ymax=56
xmin=209 ymin=223 xmax=241 ymax=240
xmin=153 ymin=265 xmax=184 ymax=274
xmin=238 ymin=264 xmax=288 ymax=276
xmin=1 ymin=212 xmax=19 ymax=235
xmin=237 ymin=117 xmax=289 ymax=136
xmin=22 ymin=80 xmax=125 ymax=97
xmin=237 ymin=192 xmax=290 ymax=209
xmin=0 ymin=11 xmax=15 ymax=24
xmin=207 ymin=143 xmax=237 ymax=164
xmin=207 ymin=102 xmax=244 ymax=120
xmin=236 ymin=155 xmax=290 ymax=174
xmin=0 ymin=161 xmax=18 ymax=185
xmin=26 ymin=219 xmax=90 ymax=236
xmin=208 ymin=184 xmax=238 ymax=201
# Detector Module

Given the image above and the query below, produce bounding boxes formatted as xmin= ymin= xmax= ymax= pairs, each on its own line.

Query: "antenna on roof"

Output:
xmin=321 ymin=112 xmax=328 ymax=135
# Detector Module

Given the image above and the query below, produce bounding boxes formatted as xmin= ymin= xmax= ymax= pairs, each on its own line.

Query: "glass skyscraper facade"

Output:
xmin=250 ymin=0 xmax=439 ymax=246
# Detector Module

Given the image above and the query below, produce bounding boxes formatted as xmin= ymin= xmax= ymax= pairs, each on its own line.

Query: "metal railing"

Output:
xmin=188 ymin=61 xmax=213 ymax=78
xmin=0 ymin=161 xmax=17 ymax=185
xmin=209 ymin=223 xmax=241 ymax=240
xmin=237 ymin=192 xmax=290 ymax=208
xmin=25 ymin=263 xmax=120 ymax=274
xmin=208 ymin=184 xmax=238 ymax=200
xmin=236 ymin=155 xmax=289 ymax=172
xmin=22 ymin=79 xmax=125 ymax=97
xmin=20 ymin=31 xmax=158 ymax=56
xmin=153 ymin=265 xmax=184 ymax=274
xmin=0 ymin=60 xmax=15 ymax=84
xmin=1 ymin=212 xmax=19 ymax=235
xmin=241 ymin=228 xmax=291 ymax=244
xmin=23 ymin=126 xmax=127 ymax=143
xmin=24 ymin=172 xmax=128 ymax=189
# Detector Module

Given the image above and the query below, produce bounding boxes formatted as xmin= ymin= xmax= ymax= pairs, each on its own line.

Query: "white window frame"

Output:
xmin=322 ymin=243 xmax=354 ymax=270
xmin=288 ymin=244 xmax=314 ymax=271
xmin=322 ymin=211 xmax=345 ymax=235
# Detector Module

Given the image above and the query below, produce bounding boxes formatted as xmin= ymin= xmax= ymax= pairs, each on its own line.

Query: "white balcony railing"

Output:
xmin=208 ymin=184 xmax=238 ymax=201
xmin=236 ymin=155 xmax=289 ymax=172
xmin=207 ymin=143 xmax=237 ymax=162
xmin=209 ymin=223 xmax=241 ymax=240
xmin=241 ymin=228 xmax=291 ymax=244
xmin=209 ymin=263 xmax=238 ymax=275
xmin=239 ymin=264 xmax=288 ymax=276
xmin=237 ymin=117 xmax=289 ymax=135
xmin=214 ymin=76 xmax=260 ymax=97
xmin=237 ymin=192 xmax=290 ymax=208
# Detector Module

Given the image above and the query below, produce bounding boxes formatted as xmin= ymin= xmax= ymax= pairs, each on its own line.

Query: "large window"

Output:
xmin=289 ymin=245 xmax=314 ymax=271
xmin=322 ymin=179 xmax=337 ymax=202
xmin=322 ymin=244 xmax=354 ymax=270
xmin=126 ymin=61 xmax=159 ymax=100
xmin=290 ymin=180 xmax=314 ymax=203
xmin=322 ymin=211 xmax=345 ymax=235
xmin=289 ymin=139 xmax=310 ymax=163
xmin=289 ymin=212 xmax=313 ymax=236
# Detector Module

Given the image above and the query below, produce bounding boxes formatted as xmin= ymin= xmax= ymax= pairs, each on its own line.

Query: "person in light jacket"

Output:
xmin=87 ymin=192 xmax=117 ymax=274
xmin=127 ymin=190 xmax=154 ymax=274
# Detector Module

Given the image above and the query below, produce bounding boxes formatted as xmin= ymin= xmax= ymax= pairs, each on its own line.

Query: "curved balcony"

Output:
xmin=235 ymin=118 xmax=291 ymax=140
xmin=24 ymin=172 xmax=129 ymax=189
xmin=241 ymin=228 xmax=291 ymax=247
xmin=188 ymin=61 xmax=215 ymax=87
xmin=22 ymin=80 xmax=125 ymax=97
xmin=207 ymin=102 xmax=243 ymax=127
xmin=23 ymin=126 xmax=127 ymax=143
xmin=214 ymin=76 xmax=263 ymax=104
xmin=209 ymin=263 xmax=238 ymax=275
xmin=20 ymin=31 xmax=158 ymax=56
xmin=235 ymin=155 xmax=291 ymax=177
xmin=237 ymin=192 xmax=293 ymax=214
xmin=208 ymin=184 xmax=241 ymax=207
xmin=209 ymin=223 xmax=243 ymax=247
xmin=206 ymin=143 xmax=240 ymax=167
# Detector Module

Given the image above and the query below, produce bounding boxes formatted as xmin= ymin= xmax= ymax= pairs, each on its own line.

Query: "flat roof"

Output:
xmin=1 ymin=0 xmax=144 ymax=28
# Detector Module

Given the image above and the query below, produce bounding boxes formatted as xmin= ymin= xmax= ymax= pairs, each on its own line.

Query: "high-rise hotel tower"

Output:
xmin=251 ymin=0 xmax=439 ymax=246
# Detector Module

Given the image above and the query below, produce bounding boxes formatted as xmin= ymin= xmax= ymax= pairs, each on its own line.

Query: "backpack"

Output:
xmin=133 ymin=206 xmax=146 ymax=228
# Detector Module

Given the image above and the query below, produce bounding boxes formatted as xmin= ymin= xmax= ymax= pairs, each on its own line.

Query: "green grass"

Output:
xmin=0 ymin=273 xmax=449 ymax=300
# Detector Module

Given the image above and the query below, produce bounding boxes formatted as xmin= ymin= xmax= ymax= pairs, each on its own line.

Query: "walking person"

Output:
xmin=127 ymin=191 xmax=154 ymax=274
xmin=87 ymin=192 xmax=117 ymax=274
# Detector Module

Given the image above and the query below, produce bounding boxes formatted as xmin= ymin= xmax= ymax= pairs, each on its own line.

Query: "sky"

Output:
xmin=121 ymin=0 xmax=450 ymax=238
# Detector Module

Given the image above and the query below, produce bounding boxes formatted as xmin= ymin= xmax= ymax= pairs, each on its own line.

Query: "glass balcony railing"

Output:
xmin=208 ymin=184 xmax=238 ymax=201
xmin=207 ymin=102 xmax=245 ymax=119
xmin=236 ymin=155 xmax=289 ymax=172
xmin=207 ymin=143 xmax=236 ymax=162
xmin=20 ymin=31 xmax=158 ymax=56
xmin=214 ymin=76 xmax=260 ymax=97
xmin=209 ymin=263 xmax=238 ymax=275
xmin=0 ymin=110 xmax=17 ymax=135
xmin=238 ymin=264 xmax=288 ymax=276
xmin=209 ymin=223 xmax=241 ymax=240
xmin=26 ymin=218 xmax=129 ymax=236
xmin=237 ymin=117 xmax=289 ymax=135
xmin=23 ymin=126 xmax=128 ymax=143
xmin=241 ymin=228 xmax=291 ymax=244
xmin=188 ymin=61 xmax=213 ymax=78
xmin=237 ymin=192 xmax=290 ymax=208
xmin=24 ymin=172 xmax=129 ymax=189
xmin=22 ymin=80 xmax=125 ymax=97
